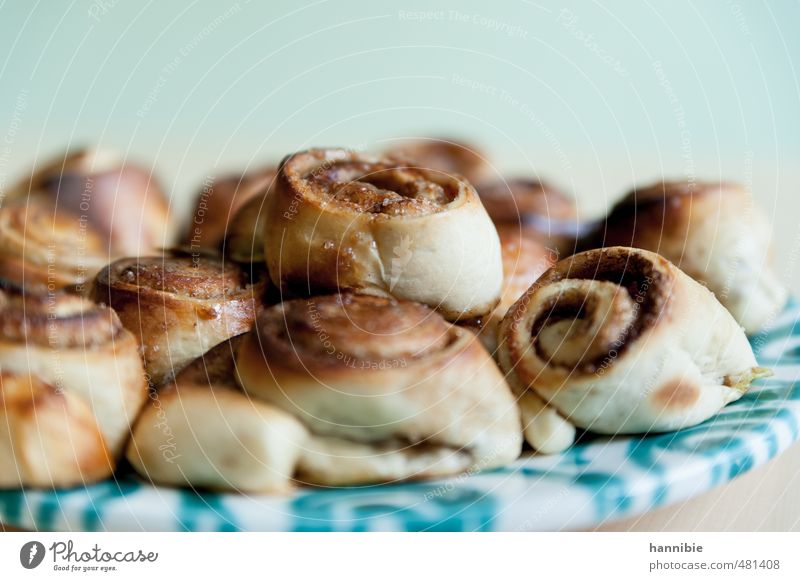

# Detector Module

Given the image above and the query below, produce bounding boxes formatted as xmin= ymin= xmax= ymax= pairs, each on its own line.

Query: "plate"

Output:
xmin=2 ymin=302 xmax=799 ymax=532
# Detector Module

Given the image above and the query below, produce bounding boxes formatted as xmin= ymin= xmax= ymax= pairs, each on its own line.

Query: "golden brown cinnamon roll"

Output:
xmin=127 ymin=381 xmax=308 ymax=493
xmin=468 ymin=226 xmax=556 ymax=354
xmin=383 ymin=138 xmax=492 ymax=185
xmin=91 ymin=254 xmax=262 ymax=386
xmin=185 ymin=166 xmax=276 ymax=250
xmin=498 ymin=246 xmax=768 ymax=454
xmin=173 ymin=335 xmax=245 ymax=388
xmin=223 ymin=192 xmax=275 ymax=290
xmin=224 ymin=191 xmax=270 ymax=266
xmin=592 ymin=181 xmax=787 ymax=333
xmin=0 ymin=199 xmax=108 ymax=293
xmin=237 ymin=293 xmax=521 ymax=485
xmin=264 ymin=148 xmax=502 ymax=320
xmin=497 ymin=226 xmax=557 ymax=316
xmin=0 ymin=289 xmax=148 ymax=457
xmin=478 ymin=178 xmax=579 ymax=256
xmin=0 ymin=371 xmax=112 ymax=488
xmin=10 ymin=148 xmax=174 ymax=256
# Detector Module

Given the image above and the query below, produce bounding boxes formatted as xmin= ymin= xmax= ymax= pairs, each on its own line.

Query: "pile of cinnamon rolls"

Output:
xmin=0 ymin=140 xmax=784 ymax=492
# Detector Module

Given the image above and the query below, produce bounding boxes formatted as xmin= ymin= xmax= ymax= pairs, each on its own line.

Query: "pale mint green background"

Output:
xmin=1 ymin=0 xmax=799 ymax=283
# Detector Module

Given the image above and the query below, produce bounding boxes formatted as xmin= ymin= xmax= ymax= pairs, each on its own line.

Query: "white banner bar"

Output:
xmin=1 ymin=532 xmax=799 ymax=579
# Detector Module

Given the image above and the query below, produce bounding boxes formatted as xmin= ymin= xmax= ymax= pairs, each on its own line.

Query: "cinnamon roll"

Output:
xmin=185 ymin=166 xmax=276 ymax=250
xmin=383 ymin=138 xmax=493 ymax=185
xmin=478 ymin=178 xmax=579 ymax=256
xmin=10 ymin=148 xmax=175 ymax=256
xmin=0 ymin=289 xmax=148 ymax=457
xmin=222 ymin=192 xmax=275 ymax=290
xmin=91 ymin=253 xmax=262 ymax=386
xmin=224 ymin=191 xmax=269 ymax=266
xmin=236 ymin=293 xmax=521 ymax=485
xmin=264 ymin=148 xmax=503 ymax=320
xmin=0 ymin=199 xmax=108 ymax=293
xmin=0 ymin=371 xmax=112 ymax=488
xmin=593 ymin=180 xmax=787 ymax=333
xmin=467 ymin=225 xmax=556 ymax=354
xmin=173 ymin=335 xmax=245 ymax=388
xmin=127 ymin=381 xmax=308 ymax=493
xmin=498 ymin=246 xmax=768 ymax=454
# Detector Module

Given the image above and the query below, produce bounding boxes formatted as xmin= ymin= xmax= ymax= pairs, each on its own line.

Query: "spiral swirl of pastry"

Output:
xmin=498 ymin=246 xmax=768 ymax=454
xmin=0 ymin=371 xmax=112 ymax=488
xmin=592 ymin=180 xmax=787 ymax=333
xmin=383 ymin=138 xmax=493 ymax=185
xmin=185 ymin=166 xmax=277 ymax=251
xmin=0 ymin=199 xmax=108 ymax=292
xmin=91 ymin=253 xmax=262 ymax=386
xmin=236 ymin=293 xmax=521 ymax=485
xmin=0 ymin=288 xmax=148 ymax=457
xmin=478 ymin=178 xmax=579 ymax=256
xmin=9 ymin=148 xmax=175 ymax=256
xmin=265 ymin=148 xmax=502 ymax=320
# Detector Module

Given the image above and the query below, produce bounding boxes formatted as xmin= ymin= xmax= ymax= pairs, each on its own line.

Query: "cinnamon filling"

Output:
xmin=532 ymin=282 xmax=636 ymax=370
xmin=1 ymin=202 xmax=105 ymax=260
xmin=304 ymin=161 xmax=458 ymax=216
xmin=260 ymin=294 xmax=455 ymax=365
xmin=528 ymin=251 xmax=670 ymax=372
xmin=0 ymin=292 xmax=120 ymax=348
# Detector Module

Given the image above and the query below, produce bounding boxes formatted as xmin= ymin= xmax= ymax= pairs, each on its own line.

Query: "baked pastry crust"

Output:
xmin=0 ymin=371 xmax=112 ymax=488
xmin=224 ymin=191 xmax=270 ymax=266
xmin=264 ymin=148 xmax=502 ymax=320
xmin=594 ymin=181 xmax=787 ymax=333
xmin=383 ymin=138 xmax=493 ymax=185
xmin=173 ymin=335 xmax=245 ymax=388
xmin=0 ymin=199 xmax=107 ymax=293
xmin=0 ymin=288 xmax=148 ymax=457
xmin=91 ymin=253 xmax=262 ymax=385
xmin=466 ymin=225 xmax=556 ymax=354
xmin=236 ymin=293 xmax=521 ymax=485
xmin=127 ymin=381 xmax=308 ymax=493
xmin=185 ymin=166 xmax=276 ymax=251
xmin=478 ymin=178 xmax=579 ymax=256
xmin=9 ymin=148 xmax=174 ymax=256
xmin=498 ymin=246 xmax=767 ymax=453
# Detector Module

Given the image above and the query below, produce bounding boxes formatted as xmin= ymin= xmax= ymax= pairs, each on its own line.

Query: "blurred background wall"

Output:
xmin=1 ymin=0 xmax=799 ymax=288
